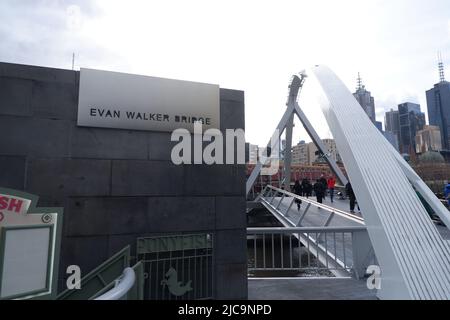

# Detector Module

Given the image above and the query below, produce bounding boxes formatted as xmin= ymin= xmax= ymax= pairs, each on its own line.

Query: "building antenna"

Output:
xmin=72 ymin=53 xmax=75 ymax=71
xmin=438 ymin=51 xmax=445 ymax=82
xmin=356 ymin=72 xmax=363 ymax=90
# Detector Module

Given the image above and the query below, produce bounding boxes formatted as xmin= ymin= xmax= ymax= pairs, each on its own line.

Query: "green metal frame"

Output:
xmin=137 ymin=233 xmax=213 ymax=254
xmin=137 ymin=232 xmax=215 ymax=300
xmin=57 ymin=246 xmax=131 ymax=300
xmin=0 ymin=188 xmax=63 ymax=301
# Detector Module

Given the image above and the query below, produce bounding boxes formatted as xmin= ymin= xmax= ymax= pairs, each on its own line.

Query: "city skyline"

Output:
xmin=1 ymin=0 xmax=450 ymax=146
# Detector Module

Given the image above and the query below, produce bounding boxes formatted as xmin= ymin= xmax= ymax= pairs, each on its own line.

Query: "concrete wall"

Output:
xmin=0 ymin=62 xmax=247 ymax=299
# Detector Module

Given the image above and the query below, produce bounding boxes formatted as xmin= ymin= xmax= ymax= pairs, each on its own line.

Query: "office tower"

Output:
xmin=247 ymin=143 xmax=259 ymax=164
xmin=292 ymin=141 xmax=309 ymax=165
xmin=384 ymin=108 xmax=401 ymax=151
xmin=385 ymin=109 xmax=400 ymax=135
xmin=291 ymin=139 xmax=341 ymax=165
xmin=308 ymin=139 xmax=342 ymax=165
xmin=353 ymin=73 xmax=376 ymax=123
xmin=375 ymin=121 xmax=383 ymax=132
xmin=415 ymin=125 xmax=442 ymax=153
xmin=426 ymin=54 xmax=450 ymax=150
xmin=398 ymin=102 xmax=426 ymax=155
xmin=383 ymin=131 xmax=400 ymax=152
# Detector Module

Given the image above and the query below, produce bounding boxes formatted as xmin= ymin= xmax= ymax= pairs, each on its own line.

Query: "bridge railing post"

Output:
xmin=284 ymin=198 xmax=295 ymax=217
xmin=265 ymin=187 xmax=273 ymax=199
xmin=296 ymin=203 xmax=311 ymax=227
xmin=351 ymin=230 xmax=373 ymax=280
xmin=276 ymin=194 xmax=286 ymax=210
xmin=317 ymin=212 xmax=335 ymax=242
xmin=270 ymin=190 xmax=277 ymax=204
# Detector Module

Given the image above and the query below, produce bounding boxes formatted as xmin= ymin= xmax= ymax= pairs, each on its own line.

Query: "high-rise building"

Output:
xmin=385 ymin=109 xmax=400 ymax=136
xmin=398 ymin=102 xmax=426 ymax=155
xmin=384 ymin=108 xmax=401 ymax=152
xmin=322 ymin=139 xmax=342 ymax=164
xmin=383 ymin=131 xmax=400 ymax=152
xmin=426 ymin=54 xmax=450 ymax=150
xmin=353 ymin=73 xmax=376 ymax=123
xmin=247 ymin=143 xmax=259 ymax=164
xmin=292 ymin=139 xmax=342 ymax=165
xmin=292 ymin=141 xmax=309 ymax=165
xmin=375 ymin=121 xmax=383 ymax=132
xmin=415 ymin=125 xmax=442 ymax=154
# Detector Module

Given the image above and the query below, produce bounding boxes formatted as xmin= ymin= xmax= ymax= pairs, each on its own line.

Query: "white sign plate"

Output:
xmin=77 ymin=68 xmax=220 ymax=132
xmin=1 ymin=227 xmax=51 ymax=298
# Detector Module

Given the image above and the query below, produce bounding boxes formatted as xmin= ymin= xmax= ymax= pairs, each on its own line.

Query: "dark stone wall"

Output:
xmin=0 ymin=62 xmax=247 ymax=299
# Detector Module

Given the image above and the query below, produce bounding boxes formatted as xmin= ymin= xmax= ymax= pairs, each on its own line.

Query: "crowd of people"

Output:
xmin=291 ymin=174 xmax=359 ymax=214
xmin=290 ymin=177 xmax=450 ymax=215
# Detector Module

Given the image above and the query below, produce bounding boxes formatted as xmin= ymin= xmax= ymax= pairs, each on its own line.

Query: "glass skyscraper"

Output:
xmin=353 ymin=83 xmax=376 ymax=123
xmin=398 ymin=102 xmax=426 ymax=155
xmin=426 ymin=81 xmax=450 ymax=150
xmin=385 ymin=109 xmax=400 ymax=135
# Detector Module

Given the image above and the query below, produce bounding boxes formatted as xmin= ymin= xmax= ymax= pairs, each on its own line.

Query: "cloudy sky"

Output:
xmin=1 ymin=0 xmax=449 ymax=146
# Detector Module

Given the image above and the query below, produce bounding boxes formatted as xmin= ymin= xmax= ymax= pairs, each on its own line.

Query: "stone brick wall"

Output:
xmin=0 ymin=62 xmax=247 ymax=299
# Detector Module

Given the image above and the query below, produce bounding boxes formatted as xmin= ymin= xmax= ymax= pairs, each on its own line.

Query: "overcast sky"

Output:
xmin=1 ymin=0 xmax=449 ymax=146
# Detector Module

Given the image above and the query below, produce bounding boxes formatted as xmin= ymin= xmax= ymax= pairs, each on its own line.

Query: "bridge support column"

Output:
xmin=283 ymin=114 xmax=294 ymax=190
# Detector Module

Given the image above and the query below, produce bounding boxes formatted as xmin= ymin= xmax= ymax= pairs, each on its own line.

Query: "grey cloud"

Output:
xmin=0 ymin=0 xmax=124 ymax=70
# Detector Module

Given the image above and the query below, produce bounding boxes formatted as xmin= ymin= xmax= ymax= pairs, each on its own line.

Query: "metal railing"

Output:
xmin=137 ymin=233 xmax=214 ymax=300
xmin=259 ymin=185 xmax=365 ymax=226
xmin=247 ymin=227 xmax=370 ymax=278
xmin=95 ymin=268 xmax=136 ymax=300
xmin=249 ymin=185 xmax=374 ymax=279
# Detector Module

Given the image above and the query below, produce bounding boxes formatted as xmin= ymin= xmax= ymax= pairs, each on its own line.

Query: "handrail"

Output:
xmin=263 ymin=185 xmax=365 ymax=225
xmin=95 ymin=267 xmax=136 ymax=300
xmin=247 ymin=226 xmax=367 ymax=234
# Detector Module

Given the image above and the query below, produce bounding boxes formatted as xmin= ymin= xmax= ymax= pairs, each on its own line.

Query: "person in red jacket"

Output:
xmin=327 ymin=175 xmax=336 ymax=203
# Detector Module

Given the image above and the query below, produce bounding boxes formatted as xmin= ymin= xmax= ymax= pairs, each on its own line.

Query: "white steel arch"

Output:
xmin=246 ymin=73 xmax=348 ymax=196
xmin=311 ymin=65 xmax=450 ymax=300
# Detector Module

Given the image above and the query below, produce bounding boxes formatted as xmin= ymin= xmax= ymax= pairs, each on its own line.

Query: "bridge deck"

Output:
xmin=248 ymin=277 xmax=377 ymax=300
xmin=259 ymin=195 xmax=450 ymax=274
xmin=266 ymin=196 xmax=450 ymax=238
xmin=273 ymin=196 xmax=362 ymax=227
xmin=260 ymin=196 xmax=364 ymax=270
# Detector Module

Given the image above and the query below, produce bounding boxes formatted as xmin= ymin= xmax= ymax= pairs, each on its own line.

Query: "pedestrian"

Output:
xmin=445 ymin=182 xmax=450 ymax=207
xmin=301 ymin=178 xmax=307 ymax=197
xmin=314 ymin=179 xmax=326 ymax=204
xmin=345 ymin=182 xmax=360 ymax=214
xmin=327 ymin=175 xmax=336 ymax=203
xmin=303 ymin=179 xmax=313 ymax=199
xmin=303 ymin=178 xmax=313 ymax=199
xmin=293 ymin=180 xmax=303 ymax=211
xmin=319 ymin=174 xmax=327 ymax=199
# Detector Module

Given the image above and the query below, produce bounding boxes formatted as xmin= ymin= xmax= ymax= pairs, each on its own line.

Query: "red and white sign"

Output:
xmin=0 ymin=194 xmax=32 ymax=226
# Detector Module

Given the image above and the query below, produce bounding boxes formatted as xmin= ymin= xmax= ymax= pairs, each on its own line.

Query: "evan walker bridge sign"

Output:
xmin=77 ymin=68 xmax=220 ymax=133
